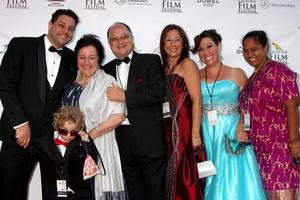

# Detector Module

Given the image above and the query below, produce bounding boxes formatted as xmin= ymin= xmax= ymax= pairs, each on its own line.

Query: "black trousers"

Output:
xmin=0 ymin=142 xmax=36 ymax=200
xmin=116 ymin=125 xmax=166 ymax=200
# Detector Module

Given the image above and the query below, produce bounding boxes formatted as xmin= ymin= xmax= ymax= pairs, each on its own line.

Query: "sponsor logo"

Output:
xmin=236 ymin=46 xmax=243 ymax=54
xmin=197 ymin=0 xmax=221 ymax=7
xmin=114 ymin=0 xmax=126 ymax=5
xmin=48 ymin=0 xmax=65 ymax=7
xmin=114 ymin=0 xmax=151 ymax=5
xmin=260 ymin=0 xmax=270 ymax=9
xmin=260 ymin=0 xmax=295 ymax=9
xmin=238 ymin=0 xmax=257 ymax=14
xmin=161 ymin=0 xmax=182 ymax=13
xmin=0 ymin=43 xmax=8 ymax=55
xmin=270 ymin=42 xmax=288 ymax=65
xmin=271 ymin=3 xmax=295 ymax=8
xmin=85 ymin=0 xmax=105 ymax=9
xmin=152 ymin=47 xmax=161 ymax=56
xmin=6 ymin=0 xmax=28 ymax=9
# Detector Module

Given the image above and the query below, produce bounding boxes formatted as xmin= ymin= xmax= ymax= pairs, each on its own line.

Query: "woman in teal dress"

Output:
xmin=192 ymin=29 xmax=266 ymax=199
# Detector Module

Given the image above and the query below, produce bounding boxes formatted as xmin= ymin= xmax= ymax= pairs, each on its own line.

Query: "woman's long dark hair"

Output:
xmin=159 ymin=24 xmax=190 ymax=70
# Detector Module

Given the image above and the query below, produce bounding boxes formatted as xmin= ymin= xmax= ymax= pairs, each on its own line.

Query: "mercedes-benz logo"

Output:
xmin=260 ymin=0 xmax=270 ymax=9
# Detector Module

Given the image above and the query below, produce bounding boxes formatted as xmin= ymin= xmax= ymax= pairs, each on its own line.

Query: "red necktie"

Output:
xmin=54 ymin=138 xmax=68 ymax=147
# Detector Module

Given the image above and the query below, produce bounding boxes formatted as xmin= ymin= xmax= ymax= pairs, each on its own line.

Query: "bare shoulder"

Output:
xmin=217 ymin=65 xmax=247 ymax=88
xmin=180 ymin=59 xmax=200 ymax=78
xmin=181 ymin=58 xmax=198 ymax=71
xmin=233 ymin=67 xmax=247 ymax=80
xmin=222 ymin=65 xmax=245 ymax=76
xmin=227 ymin=66 xmax=247 ymax=88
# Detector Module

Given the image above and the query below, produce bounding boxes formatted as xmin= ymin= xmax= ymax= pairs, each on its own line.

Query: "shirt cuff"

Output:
xmin=13 ymin=121 xmax=29 ymax=130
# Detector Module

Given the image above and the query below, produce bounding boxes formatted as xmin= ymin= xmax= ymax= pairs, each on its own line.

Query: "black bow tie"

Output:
xmin=48 ymin=46 xmax=62 ymax=56
xmin=115 ymin=57 xmax=130 ymax=66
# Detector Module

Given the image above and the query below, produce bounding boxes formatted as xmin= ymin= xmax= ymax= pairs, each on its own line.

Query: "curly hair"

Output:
xmin=52 ymin=106 xmax=85 ymax=131
xmin=191 ymin=29 xmax=222 ymax=54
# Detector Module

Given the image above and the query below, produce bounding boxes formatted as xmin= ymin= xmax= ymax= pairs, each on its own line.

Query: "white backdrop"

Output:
xmin=0 ymin=0 xmax=299 ymax=199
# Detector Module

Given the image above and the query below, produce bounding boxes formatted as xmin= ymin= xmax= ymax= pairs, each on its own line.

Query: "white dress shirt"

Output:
xmin=115 ymin=52 xmax=133 ymax=125
xmin=44 ymin=36 xmax=61 ymax=88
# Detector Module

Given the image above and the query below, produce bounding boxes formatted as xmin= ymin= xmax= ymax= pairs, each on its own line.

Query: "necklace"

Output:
xmin=254 ymin=57 xmax=269 ymax=73
xmin=205 ymin=62 xmax=223 ymax=105
xmin=77 ymin=74 xmax=90 ymax=86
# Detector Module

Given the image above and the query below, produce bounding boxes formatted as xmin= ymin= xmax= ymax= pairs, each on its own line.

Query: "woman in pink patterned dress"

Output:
xmin=238 ymin=30 xmax=300 ymax=199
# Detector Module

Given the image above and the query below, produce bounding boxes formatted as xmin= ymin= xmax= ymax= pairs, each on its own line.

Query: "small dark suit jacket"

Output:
xmin=31 ymin=134 xmax=97 ymax=200
xmin=0 ymin=35 xmax=76 ymax=145
xmin=102 ymin=51 xmax=166 ymax=157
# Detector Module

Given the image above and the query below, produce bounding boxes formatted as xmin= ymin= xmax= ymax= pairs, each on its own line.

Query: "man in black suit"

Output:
xmin=102 ymin=22 xmax=166 ymax=200
xmin=0 ymin=9 xmax=79 ymax=200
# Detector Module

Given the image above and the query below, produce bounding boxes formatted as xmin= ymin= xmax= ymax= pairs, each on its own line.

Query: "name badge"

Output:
xmin=207 ymin=110 xmax=218 ymax=126
xmin=162 ymin=102 xmax=170 ymax=118
xmin=244 ymin=113 xmax=251 ymax=131
xmin=56 ymin=180 xmax=67 ymax=197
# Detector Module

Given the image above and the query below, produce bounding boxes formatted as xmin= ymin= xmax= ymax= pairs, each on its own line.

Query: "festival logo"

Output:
xmin=85 ymin=0 xmax=105 ymax=9
xmin=236 ymin=43 xmax=289 ymax=66
xmin=161 ymin=0 xmax=182 ymax=13
xmin=269 ymin=42 xmax=289 ymax=65
xmin=260 ymin=0 xmax=270 ymax=9
xmin=238 ymin=0 xmax=257 ymax=14
xmin=197 ymin=0 xmax=221 ymax=7
xmin=6 ymin=0 xmax=28 ymax=9
xmin=48 ymin=0 xmax=65 ymax=7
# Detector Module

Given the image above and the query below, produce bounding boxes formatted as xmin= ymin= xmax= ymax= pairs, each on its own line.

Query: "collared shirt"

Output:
xmin=115 ymin=52 xmax=133 ymax=125
xmin=54 ymin=131 xmax=67 ymax=157
xmin=44 ymin=36 xmax=61 ymax=88
xmin=13 ymin=37 xmax=62 ymax=130
xmin=115 ymin=52 xmax=133 ymax=90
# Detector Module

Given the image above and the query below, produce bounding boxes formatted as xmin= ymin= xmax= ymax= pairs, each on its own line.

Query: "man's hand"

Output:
xmin=15 ymin=123 xmax=31 ymax=148
xmin=106 ymin=83 xmax=125 ymax=102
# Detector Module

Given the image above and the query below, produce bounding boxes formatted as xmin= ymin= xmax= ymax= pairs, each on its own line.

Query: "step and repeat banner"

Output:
xmin=0 ymin=0 xmax=299 ymax=199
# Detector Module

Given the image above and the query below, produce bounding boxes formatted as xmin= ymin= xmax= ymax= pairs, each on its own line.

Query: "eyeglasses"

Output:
xmin=57 ymin=128 xmax=79 ymax=136
xmin=109 ymin=34 xmax=130 ymax=43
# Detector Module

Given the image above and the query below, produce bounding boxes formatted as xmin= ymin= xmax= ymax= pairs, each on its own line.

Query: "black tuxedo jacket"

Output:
xmin=0 ymin=35 xmax=76 ymax=145
xmin=31 ymin=134 xmax=97 ymax=200
xmin=102 ymin=51 xmax=166 ymax=157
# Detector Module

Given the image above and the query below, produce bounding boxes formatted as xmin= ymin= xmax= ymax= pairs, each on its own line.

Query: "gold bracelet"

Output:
xmin=95 ymin=126 xmax=100 ymax=133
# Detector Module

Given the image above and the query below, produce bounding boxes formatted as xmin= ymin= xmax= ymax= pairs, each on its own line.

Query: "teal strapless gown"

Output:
xmin=201 ymin=80 xmax=266 ymax=200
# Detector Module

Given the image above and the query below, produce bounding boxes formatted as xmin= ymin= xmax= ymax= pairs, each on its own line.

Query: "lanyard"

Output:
xmin=205 ymin=63 xmax=222 ymax=106
xmin=242 ymin=58 xmax=270 ymax=112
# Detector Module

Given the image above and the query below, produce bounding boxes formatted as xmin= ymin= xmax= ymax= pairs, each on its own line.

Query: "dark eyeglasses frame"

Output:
xmin=57 ymin=128 xmax=79 ymax=136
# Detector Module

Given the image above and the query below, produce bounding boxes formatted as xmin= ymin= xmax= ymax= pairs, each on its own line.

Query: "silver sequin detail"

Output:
xmin=202 ymin=104 xmax=239 ymax=115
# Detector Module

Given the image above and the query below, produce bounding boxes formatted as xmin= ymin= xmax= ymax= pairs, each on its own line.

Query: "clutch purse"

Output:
xmin=197 ymin=160 xmax=216 ymax=179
